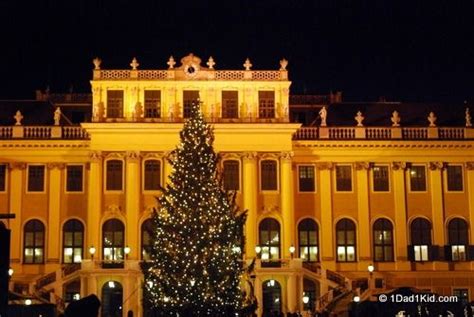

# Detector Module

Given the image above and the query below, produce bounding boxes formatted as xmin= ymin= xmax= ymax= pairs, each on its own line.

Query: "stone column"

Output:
xmin=280 ymin=152 xmax=295 ymax=259
xmin=126 ymin=152 xmax=141 ymax=259
xmin=317 ymin=162 xmax=335 ymax=270
xmin=392 ymin=162 xmax=410 ymax=270
xmin=355 ymin=162 xmax=371 ymax=270
xmin=243 ymin=152 xmax=258 ymax=257
xmin=255 ymin=275 xmax=263 ymax=317
xmin=287 ymin=274 xmax=297 ymax=313
xmin=87 ymin=152 xmax=103 ymax=258
xmin=8 ymin=163 xmax=26 ymax=263
xmin=466 ymin=162 xmax=474 ymax=246
xmin=429 ymin=162 xmax=445 ymax=246
xmin=163 ymin=152 xmax=174 ymax=187
xmin=47 ymin=163 xmax=65 ymax=264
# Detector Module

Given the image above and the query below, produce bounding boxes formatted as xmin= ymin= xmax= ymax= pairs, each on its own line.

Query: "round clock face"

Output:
xmin=184 ymin=64 xmax=199 ymax=77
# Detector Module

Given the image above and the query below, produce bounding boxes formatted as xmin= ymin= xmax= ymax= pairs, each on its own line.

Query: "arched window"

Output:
xmin=102 ymin=281 xmax=123 ymax=317
xmin=336 ymin=219 xmax=356 ymax=262
xmin=303 ymin=279 xmax=318 ymax=312
xmin=448 ymin=218 xmax=468 ymax=261
xmin=373 ymin=219 xmax=394 ymax=262
xmin=24 ymin=220 xmax=45 ymax=264
xmin=259 ymin=218 xmax=280 ymax=261
xmin=298 ymin=219 xmax=319 ymax=262
xmin=141 ymin=219 xmax=154 ymax=261
xmin=410 ymin=218 xmax=432 ymax=262
xmin=63 ymin=219 xmax=84 ymax=264
xmin=262 ymin=279 xmax=281 ymax=316
xmin=103 ymin=219 xmax=125 ymax=262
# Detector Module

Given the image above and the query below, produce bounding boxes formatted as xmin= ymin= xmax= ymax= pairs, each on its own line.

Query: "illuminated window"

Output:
xmin=102 ymin=219 xmax=124 ymax=262
xmin=336 ymin=165 xmax=352 ymax=191
xmin=336 ymin=219 xmax=356 ymax=262
xmin=261 ymin=160 xmax=277 ymax=190
xmin=262 ymin=279 xmax=282 ymax=314
xmin=298 ymin=166 xmax=315 ymax=192
xmin=259 ymin=218 xmax=280 ymax=260
xmin=303 ymin=279 xmax=317 ymax=312
xmin=106 ymin=90 xmax=124 ymax=118
xmin=222 ymin=91 xmax=238 ymax=118
xmin=373 ymin=165 xmax=389 ymax=192
xmin=106 ymin=160 xmax=123 ymax=191
xmin=410 ymin=218 xmax=431 ymax=261
xmin=448 ymin=218 xmax=468 ymax=261
xmin=0 ymin=164 xmax=6 ymax=191
xmin=258 ymin=91 xmax=275 ymax=118
xmin=298 ymin=219 xmax=318 ymax=262
xmin=24 ymin=220 xmax=45 ymax=264
xmin=183 ymin=90 xmax=199 ymax=118
xmin=63 ymin=220 xmax=84 ymax=264
xmin=66 ymin=165 xmax=83 ymax=192
xmin=410 ymin=166 xmax=426 ymax=191
xmin=144 ymin=160 xmax=161 ymax=191
xmin=144 ymin=90 xmax=161 ymax=118
xmin=373 ymin=219 xmax=393 ymax=262
xmin=141 ymin=219 xmax=153 ymax=261
xmin=223 ymin=160 xmax=239 ymax=190
xmin=447 ymin=165 xmax=463 ymax=191
xmin=28 ymin=165 xmax=45 ymax=192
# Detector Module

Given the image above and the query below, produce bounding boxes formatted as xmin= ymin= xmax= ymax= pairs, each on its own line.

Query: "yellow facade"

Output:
xmin=2 ymin=54 xmax=474 ymax=316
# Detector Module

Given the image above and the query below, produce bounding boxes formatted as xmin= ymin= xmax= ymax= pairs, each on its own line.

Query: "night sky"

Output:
xmin=1 ymin=1 xmax=474 ymax=102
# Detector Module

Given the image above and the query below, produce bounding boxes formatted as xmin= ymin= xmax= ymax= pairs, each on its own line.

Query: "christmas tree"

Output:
xmin=142 ymin=102 xmax=253 ymax=316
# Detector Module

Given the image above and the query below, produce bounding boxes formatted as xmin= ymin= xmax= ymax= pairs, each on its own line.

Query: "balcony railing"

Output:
xmin=293 ymin=126 xmax=473 ymax=140
xmin=0 ymin=126 xmax=89 ymax=140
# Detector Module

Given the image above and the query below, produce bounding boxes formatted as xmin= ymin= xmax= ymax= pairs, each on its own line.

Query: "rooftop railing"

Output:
xmin=0 ymin=126 xmax=90 ymax=140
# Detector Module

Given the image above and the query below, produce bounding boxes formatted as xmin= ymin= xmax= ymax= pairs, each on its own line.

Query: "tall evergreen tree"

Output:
xmin=142 ymin=102 xmax=250 ymax=316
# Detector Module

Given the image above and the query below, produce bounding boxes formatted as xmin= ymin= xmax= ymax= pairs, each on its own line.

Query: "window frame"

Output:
xmin=260 ymin=159 xmax=279 ymax=192
xmin=259 ymin=218 xmax=281 ymax=261
xmin=335 ymin=164 xmax=353 ymax=193
xmin=336 ymin=218 xmax=357 ymax=262
xmin=258 ymin=91 xmax=275 ymax=119
xmin=445 ymin=164 xmax=464 ymax=193
xmin=65 ymin=164 xmax=85 ymax=193
xmin=298 ymin=218 xmax=319 ymax=262
xmin=410 ymin=218 xmax=432 ymax=262
xmin=371 ymin=164 xmax=390 ymax=193
xmin=183 ymin=90 xmax=200 ymax=118
xmin=106 ymin=90 xmax=124 ymax=119
xmin=144 ymin=90 xmax=162 ymax=119
xmin=447 ymin=218 xmax=468 ymax=261
xmin=104 ymin=159 xmax=124 ymax=192
xmin=102 ymin=219 xmax=125 ymax=262
xmin=26 ymin=164 xmax=46 ymax=193
xmin=142 ymin=159 xmax=162 ymax=192
xmin=222 ymin=159 xmax=241 ymax=191
xmin=221 ymin=90 xmax=239 ymax=119
xmin=409 ymin=165 xmax=427 ymax=192
xmin=62 ymin=219 xmax=84 ymax=264
xmin=141 ymin=219 xmax=154 ymax=261
xmin=23 ymin=219 xmax=45 ymax=264
xmin=298 ymin=165 xmax=316 ymax=193
xmin=0 ymin=163 xmax=7 ymax=192
xmin=372 ymin=218 xmax=394 ymax=262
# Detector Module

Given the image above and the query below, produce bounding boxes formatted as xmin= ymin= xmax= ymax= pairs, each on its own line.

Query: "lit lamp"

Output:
xmin=25 ymin=299 xmax=32 ymax=306
xmin=289 ymin=245 xmax=295 ymax=259
xmin=255 ymin=245 xmax=261 ymax=258
xmin=8 ymin=268 xmax=13 ymax=277
xmin=368 ymin=264 xmax=375 ymax=289
xmin=89 ymin=246 xmax=96 ymax=260
xmin=353 ymin=295 xmax=360 ymax=303
xmin=302 ymin=294 xmax=309 ymax=304
xmin=124 ymin=246 xmax=131 ymax=259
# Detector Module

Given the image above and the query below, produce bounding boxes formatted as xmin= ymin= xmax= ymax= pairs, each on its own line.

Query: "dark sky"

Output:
xmin=1 ymin=1 xmax=474 ymax=102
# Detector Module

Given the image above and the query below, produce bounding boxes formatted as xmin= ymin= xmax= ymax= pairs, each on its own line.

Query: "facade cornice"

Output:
xmin=294 ymin=142 xmax=473 ymax=149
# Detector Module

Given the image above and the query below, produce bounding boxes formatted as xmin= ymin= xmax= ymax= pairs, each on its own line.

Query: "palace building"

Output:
xmin=2 ymin=53 xmax=474 ymax=316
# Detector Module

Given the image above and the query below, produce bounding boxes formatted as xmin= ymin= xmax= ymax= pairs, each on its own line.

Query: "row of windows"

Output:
xmin=20 ymin=216 xmax=472 ymax=264
xmin=259 ymin=217 xmax=473 ymax=263
xmin=106 ymin=90 xmax=276 ymax=119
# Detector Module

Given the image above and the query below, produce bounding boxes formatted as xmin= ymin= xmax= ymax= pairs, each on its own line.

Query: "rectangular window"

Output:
xmin=453 ymin=289 xmax=469 ymax=305
xmin=66 ymin=165 xmax=83 ymax=192
xmin=261 ymin=160 xmax=277 ymax=190
xmin=223 ymin=160 xmax=240 ymax=190
xmin=28 ymin=165 xmax=45 ymax=192
xmin=414 ymin=245 xmax=429 ymax=261
xmin=183 ymin=90 xmax=200 ymax=118
xmin=144 ymin=160 xmax=161 ymax=191
xmin=451 ymin=245 xmax=466 ymax=261
xmin=447 ymin=165 xmax=463 ymax=191
xmin=298 ymin=166 xmax=315 ymax=192
xmin=107 ymin=90 xmax=124 ymax=118
xmin=106 ymin=160 xmax=123 ymax=191
xmin=410 ymin=166 xmax=426 ymax=191
xmin=222 ymin=91 xmax=238 ymax=118
xmin=373 ymin=165 xmax=389 ymax=192
xmin=336 ymin=165 xmax=352 ymax=191
xmin=144 ymin=90 xmax=161 ymax=118
xmin=0 ymin=164 xmax=6 ymax=191
xmin=258 ymin=91 xmax=275 ymax=118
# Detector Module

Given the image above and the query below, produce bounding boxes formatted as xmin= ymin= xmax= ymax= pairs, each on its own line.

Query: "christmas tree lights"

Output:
xmin=142 ymin=102 xmax=252 ymax=316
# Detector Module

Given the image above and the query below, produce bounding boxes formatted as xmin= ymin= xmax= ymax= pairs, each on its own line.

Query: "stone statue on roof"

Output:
xmin=355 ymin=111 xmax=364 ymax=127
xmin=391 ymin=111 xmax=400 ymax=127
xmin=466 ymin=108 xmax=472 ymax=127
xmin=319 ymin=106 xmax=327 ymax=127
xmin=14 ymin=110 xmax=23 ymax=126
xmin=427 ymin=112 xmax=437 ymax=127
xmin=54 ymin=107 xmax=61 ymax=126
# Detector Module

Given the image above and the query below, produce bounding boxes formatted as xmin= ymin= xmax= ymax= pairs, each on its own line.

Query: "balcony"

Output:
xmin=0 ymin=126 xmax=89 ymax=140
